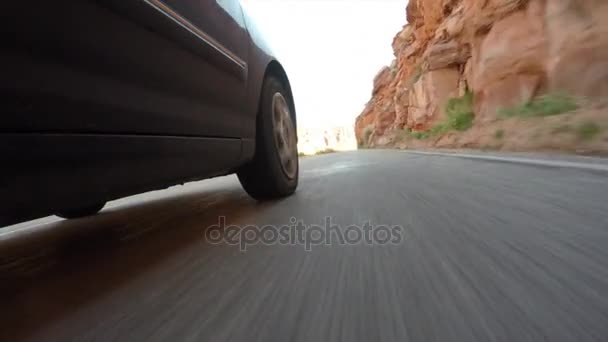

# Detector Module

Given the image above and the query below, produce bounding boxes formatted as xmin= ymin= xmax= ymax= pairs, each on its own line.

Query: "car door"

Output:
xmin=161 ymin=0 xmax=249 ymax=78
xmin=151 ymin=0 xmax=251 ymax=137
xmin=2 ymin=0 xmax=250 ymax=139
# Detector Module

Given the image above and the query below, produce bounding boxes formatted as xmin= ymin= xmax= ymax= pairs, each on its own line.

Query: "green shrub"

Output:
xmin=494 ymin=129 xmax=505 ymax=140
xmin=316 ymin=148 xmax=337 ymax=155
xmin=402 ymin=129 xmax=430 ymax=140
xmin=412 ymin=131 xmax=430 ymax=140
xmin=577 ymin=122 xmax=601 ymax=141
xmin=499 ymin=93 xmax=579 ymax=118
xmin=402 ymin=91 xmax=475 ymax=140
xmin=444 ymin=90 xmax=475 ymax=131
xmin=429 ymin=123 xmax=449 ymax=136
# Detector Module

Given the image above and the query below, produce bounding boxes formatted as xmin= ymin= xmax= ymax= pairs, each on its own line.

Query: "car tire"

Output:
xmin=237 ymin=76 xmax=299 ymax=200
xmin=56 ymin=202 xmax=106 ymax=219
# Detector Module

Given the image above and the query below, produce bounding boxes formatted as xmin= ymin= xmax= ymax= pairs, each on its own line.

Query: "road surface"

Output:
xmin=2 ymin=150 xmax=608 ymax=341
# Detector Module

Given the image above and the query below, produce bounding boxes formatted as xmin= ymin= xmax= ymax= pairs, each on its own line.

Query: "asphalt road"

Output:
xmin=2 ymin=150 xmax=608 ymax=341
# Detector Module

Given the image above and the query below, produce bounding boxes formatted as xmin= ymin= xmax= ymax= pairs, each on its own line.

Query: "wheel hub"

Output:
xmin=271 ymin=92 xmax=297 ymax=179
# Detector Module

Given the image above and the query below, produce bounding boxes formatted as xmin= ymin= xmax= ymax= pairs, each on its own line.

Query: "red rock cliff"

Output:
xmin=355 ymin=0 xmax=608 ymax=147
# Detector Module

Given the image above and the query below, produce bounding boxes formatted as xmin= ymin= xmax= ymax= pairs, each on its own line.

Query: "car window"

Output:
xmin=216 ymin=0 xmax=246 ymax=28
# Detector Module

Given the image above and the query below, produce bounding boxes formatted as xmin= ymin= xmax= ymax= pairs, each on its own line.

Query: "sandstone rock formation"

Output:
xmin=355 ymin=0 xmax=608 ymax=148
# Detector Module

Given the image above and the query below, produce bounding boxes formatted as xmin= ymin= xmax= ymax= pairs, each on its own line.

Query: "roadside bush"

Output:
xmin=498 ymin=93 xmax=579 ymax=118
xmin=402 ymin=91 xmax=475 ymax=140
xmin=577 ymin=121 xmax=601 ymax=141
xmin=444 ymin=90 xmax=475 ymax=131
xmin=412 ymin=131 xmax=430 ymax=140
xmin=316 ymin=148 xmax=337 ymax=155
xmin=403 ymin=91 xmax=475 ymax=140
xmin=429 ymin=123 xmax=449 ymax=136
xmin=494 ymin=129 xmax=505 ymax=140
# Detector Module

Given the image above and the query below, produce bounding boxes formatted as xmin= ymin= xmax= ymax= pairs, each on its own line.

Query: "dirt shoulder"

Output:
xmin=369 ymin=103 xmax=608 ymax=157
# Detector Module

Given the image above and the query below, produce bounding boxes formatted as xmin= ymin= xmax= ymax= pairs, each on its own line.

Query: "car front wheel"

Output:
xmin=237 ymin=76 xmax=298 ymax=200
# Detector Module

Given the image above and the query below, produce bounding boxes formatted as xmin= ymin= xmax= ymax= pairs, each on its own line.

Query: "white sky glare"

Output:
xmin=242 ymin=0 xmax=407 ymax=129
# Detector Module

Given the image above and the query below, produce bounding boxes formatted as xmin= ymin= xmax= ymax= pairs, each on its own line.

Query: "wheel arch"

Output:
xmin=239 ymin=50 xmax=298 ymax=164
xmin=263 ymin=60 xmax=297 ymax=131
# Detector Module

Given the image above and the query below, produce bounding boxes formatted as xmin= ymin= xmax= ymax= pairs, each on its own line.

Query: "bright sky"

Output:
xmin=242 ymin=0 xmax=407 ymax=130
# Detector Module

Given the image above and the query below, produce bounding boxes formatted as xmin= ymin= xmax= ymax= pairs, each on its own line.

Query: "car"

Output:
xmin=1 ymin=0 xmax=299 ymax=226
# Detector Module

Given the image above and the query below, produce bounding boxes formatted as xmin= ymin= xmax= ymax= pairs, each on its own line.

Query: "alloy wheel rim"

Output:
xmin=271 ymin=92 xmax=297 ymax=179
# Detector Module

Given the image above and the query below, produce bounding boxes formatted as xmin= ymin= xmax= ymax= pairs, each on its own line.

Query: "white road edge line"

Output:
xmin=401 ymin=151 xmax=608 ymax=173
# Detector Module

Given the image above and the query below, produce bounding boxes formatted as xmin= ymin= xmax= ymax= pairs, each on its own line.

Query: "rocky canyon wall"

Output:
xmin=355 ymin=0 xmax=608 ymax=149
